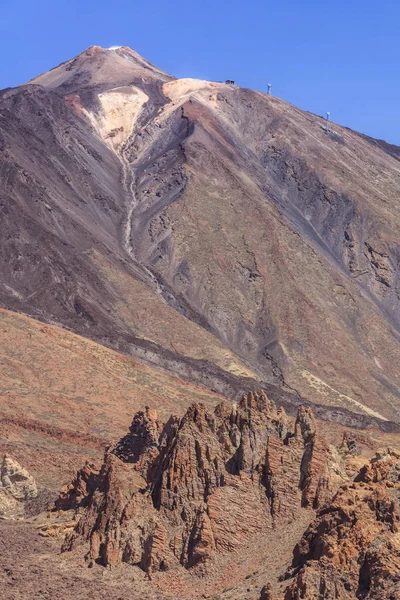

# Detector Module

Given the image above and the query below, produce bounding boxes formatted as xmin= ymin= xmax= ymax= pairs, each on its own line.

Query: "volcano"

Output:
xmin=2 ymin=43 xmax=400 ymax=600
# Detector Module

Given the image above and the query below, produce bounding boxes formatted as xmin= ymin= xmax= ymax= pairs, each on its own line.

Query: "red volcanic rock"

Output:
xmin=264 ymin=404 xmax=329 ymax=523
xmin=62 ymin=452 xmax=149 ymax=566
xmin=282 ymin=448 xmax=400 ymax=600
xmin=59 ymin=392 xmax=342 ymax=575
xmin=296 ymin=408 xmax=330 ymax=509
xmin=55 ymin=461 xmax=99 ymax=511
xmin=113 ymin=406 xmax=163 ymax=480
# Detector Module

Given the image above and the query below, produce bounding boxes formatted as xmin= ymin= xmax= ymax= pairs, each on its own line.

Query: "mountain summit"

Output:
xmin=29 ymin=45 xmax=173 ymax=92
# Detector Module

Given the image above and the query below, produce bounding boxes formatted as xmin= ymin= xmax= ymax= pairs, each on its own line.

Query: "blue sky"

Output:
xmin=1 ymin=0 xmax=399 ymax=144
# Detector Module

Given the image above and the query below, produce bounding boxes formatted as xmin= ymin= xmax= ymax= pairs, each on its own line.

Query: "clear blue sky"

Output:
xmin=1 ymin=0 xmax=399 ymax=144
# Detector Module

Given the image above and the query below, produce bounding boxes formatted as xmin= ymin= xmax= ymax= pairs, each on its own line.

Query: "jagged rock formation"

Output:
xmin=55 ymin=461 xmax=99 ymax=511
xmin=281 ymin=448 xmax=400 ymax=600
xmin=0 ymin=455 xmax=37 ymax=518
xmin=60 ymin=393 xmax=340 ymax=573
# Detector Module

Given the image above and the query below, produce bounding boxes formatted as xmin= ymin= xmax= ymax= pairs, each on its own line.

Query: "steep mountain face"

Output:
xmin=0 ymin=46 xmax=260 ymax=397
xmin=2 ymin=44 xmax=400 ymax=421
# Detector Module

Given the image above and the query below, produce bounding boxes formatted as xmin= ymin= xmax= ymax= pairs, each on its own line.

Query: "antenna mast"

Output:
xmin=325 ymin=111 xmax=331 ymax=133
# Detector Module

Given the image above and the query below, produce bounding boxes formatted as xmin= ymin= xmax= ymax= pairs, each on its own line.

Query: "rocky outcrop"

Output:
xmin=55 ymin=461 xmax=99 ymax=511
xmin=0 ymin=455 xmax=37 ymax=518
xmin=59 ymin=392 xmax=341 ymax=573
xmin=282 ymin=448 xmax=400 ymax=600
xmin=260 ymin=583 xmax=275 ymax=600
xmin=264 ymin=405 xmax=330 ymax=523
xmin=113 ymin=406 xmax=162 ymax=475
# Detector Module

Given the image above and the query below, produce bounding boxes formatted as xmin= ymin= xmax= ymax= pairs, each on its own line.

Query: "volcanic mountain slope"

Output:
xmin=0 ymin=46 xmax=259 ymax=395
xmin=2 ymin=303 xmax=398 ymax=504
xmin=2 ymin=44 xmax=400 ymax=421
xmin=0 ymin=305 xmax=237 ymax=491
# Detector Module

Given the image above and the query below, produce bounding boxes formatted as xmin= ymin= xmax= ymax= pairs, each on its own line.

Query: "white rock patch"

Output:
xmin=84 ymin=86 xmax=148 ymax=152
xmin=0 ymin=454 xmax=37 ymax=518
xmin=163 ymin=78 xmax=224 ymax=103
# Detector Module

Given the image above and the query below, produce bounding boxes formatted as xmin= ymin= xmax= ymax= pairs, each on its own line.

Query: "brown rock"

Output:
xmin=113 ymin=406 xmax=162 ymax=480
xmin=265 ymin=435 xmax=303 ymax=522
xmin=55 ymin=461 xmax=99 ymax=511
xmin=260 ymin=583 xmax=274 ymax=600
xmin=141 ymin=519 xmax=170 ymax=573
xmin=186 ymin=510 xmax=216 ymax=567
xmin=59 ymin=394 xmax=340 ymax=574
xmin=283 ymin=448 xmax=400 ymax=600
xmin=62 ymin=452 xmax=148 ymax=567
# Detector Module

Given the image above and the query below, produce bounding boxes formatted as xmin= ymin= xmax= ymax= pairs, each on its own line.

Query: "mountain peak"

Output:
xmin=27 ymin=44 xmax=173 ymax=92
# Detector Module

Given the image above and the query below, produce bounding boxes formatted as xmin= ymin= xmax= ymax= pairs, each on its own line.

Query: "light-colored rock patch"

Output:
xmin=84 ymin=86 xmax=148 ymax=152
xmin=0 ymin=455 xmax=37 ymax=518
xmin=301 ymin=370 xmax=387 ymax=420
xmin=163 ymin=78 xmax=224 ymax=103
